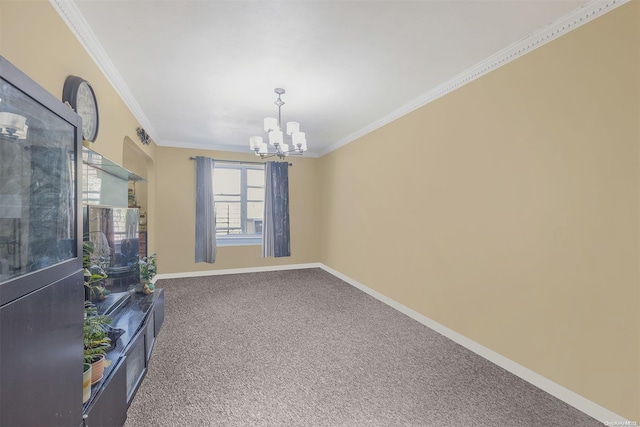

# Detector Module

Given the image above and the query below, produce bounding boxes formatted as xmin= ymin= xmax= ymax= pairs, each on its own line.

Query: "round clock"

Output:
xmin=62 ymin=75 xmax=99 ymax=142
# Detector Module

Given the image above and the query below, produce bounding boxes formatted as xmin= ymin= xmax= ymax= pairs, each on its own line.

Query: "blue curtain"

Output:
xmin=195 ymin=156 xmax=216 ymax=263
xmin=262 ymin=161 xmax=290 ymax=257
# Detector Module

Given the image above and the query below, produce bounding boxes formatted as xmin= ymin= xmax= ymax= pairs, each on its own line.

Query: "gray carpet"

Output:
xmin=124 ymin=268 xmax=603 ymax=426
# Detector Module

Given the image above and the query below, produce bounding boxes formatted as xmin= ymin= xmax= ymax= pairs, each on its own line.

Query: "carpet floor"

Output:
xmin=124 ymin=268 xmax=603 ymax=426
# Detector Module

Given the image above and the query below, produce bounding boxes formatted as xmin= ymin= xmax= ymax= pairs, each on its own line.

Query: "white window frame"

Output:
xmin=213 ymin=163 xmax=264 ymax=247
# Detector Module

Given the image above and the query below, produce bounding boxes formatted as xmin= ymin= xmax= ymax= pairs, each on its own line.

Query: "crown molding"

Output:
xmin=319 ymin=0 xmax=630 ymax=157
xmin=51 ymin=0 xmax=628 ymax=157
xmin=49 ymin=0 xmax=159 ymax=144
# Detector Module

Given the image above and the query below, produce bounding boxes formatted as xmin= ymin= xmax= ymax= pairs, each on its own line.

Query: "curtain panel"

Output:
xmin=195 ymin=156 xmax=216 ymax=263
xmin=262 ymin=161 xmax=291 ymax=257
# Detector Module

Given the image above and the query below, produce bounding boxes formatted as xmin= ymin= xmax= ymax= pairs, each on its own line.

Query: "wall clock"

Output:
xmin=62 ymin=75 xmax=99 ymax=142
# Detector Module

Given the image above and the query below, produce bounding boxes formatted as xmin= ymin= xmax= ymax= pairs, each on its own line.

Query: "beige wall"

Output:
xmin=319 ymin=2 xmax=639 ymax=420
xmin=156 ymin=147 xmax=321 ymax=273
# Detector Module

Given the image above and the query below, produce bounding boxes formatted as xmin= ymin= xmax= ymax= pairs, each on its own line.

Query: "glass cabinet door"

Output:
xmin=0 ymin=75 xmax=77 ymax=284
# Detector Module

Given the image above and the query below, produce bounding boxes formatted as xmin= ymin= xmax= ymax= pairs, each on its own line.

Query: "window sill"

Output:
xmin=217 ymin=236 xmax=262 ymax=247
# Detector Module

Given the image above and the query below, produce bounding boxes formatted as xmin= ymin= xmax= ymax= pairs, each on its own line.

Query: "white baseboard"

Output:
xmin=154 ymin=262 xmax=322 ymax=281
xmin=153 ymin=262 xmax=630 ymax=424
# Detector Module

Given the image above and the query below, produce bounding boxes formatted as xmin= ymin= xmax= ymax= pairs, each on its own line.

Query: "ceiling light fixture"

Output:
xmin=249 ymin=88 xmax=307 ymax=159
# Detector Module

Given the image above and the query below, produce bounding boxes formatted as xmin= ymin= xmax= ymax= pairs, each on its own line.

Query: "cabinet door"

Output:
xmin=125 ymin=328 xmax=147 ymax=404
xmin=0 ymin=56 xmax=82 ymax=307
xmin=84 ymin=357 xmax=127 ymax=427
xmin=0 ymin=271 xmax=83 ymax=427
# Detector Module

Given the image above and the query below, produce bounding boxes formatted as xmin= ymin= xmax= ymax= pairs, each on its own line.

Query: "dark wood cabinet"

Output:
xmin=0 ymin=55 xmax=84 ymax=427
xmin=125 ymin=327 xmax=148 ymax=404
xmin=0 ymin=272 xmax=84 ymax=427
xmin=83 ymin=289 xmax=164 ymax=427
xmin=83 ymin=357 xmax=127 ymax=427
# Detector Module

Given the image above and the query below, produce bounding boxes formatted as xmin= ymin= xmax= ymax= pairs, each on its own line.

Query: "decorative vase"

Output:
xmin=90 ymin=354 xmax=106 ymax=385
xmin=83 ymin=363 xmax=92 ymax=403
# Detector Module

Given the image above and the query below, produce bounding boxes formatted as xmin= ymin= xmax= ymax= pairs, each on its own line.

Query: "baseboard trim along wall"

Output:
xmin=155 ymin=263 xmax=629 ymax=424
xmin=154 ymin=263 xmax=323 ymax=281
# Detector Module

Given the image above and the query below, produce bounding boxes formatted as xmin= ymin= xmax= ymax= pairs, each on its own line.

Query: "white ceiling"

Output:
xmin=58 ymin=0 xmax=600 ymax=157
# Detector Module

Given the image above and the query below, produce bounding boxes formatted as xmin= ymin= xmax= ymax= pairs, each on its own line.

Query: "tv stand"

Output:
xmin=93 ymin=291 xmax=131 ymax=316
xmin=82 ymin=289 xmax=164 ymax=427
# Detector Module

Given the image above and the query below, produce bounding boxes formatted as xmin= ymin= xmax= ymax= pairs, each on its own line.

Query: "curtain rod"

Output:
xmin=189 ymin=157 xmax=292 ymax=166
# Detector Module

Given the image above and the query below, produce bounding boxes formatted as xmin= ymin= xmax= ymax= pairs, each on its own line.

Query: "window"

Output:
xmin=213 ymin=163 xmax=264 ymax=246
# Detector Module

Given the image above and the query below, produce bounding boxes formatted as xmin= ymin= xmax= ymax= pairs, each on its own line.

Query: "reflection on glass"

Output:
xmin=126 ymin=337 xmax=145 ymax=402
xmin=0 ymin=77 xmax=76 ymax=283
xmin=84 ymin=206 xmax=139 ymax=276
xmin=81 ymin=147 xmax=143 ymax=207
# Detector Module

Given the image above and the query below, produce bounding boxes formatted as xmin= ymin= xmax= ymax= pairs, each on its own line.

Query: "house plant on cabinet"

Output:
xmin=136 ymin=253 xmax=157 ymax=294
xmin=83 ymin=302 xmax=112 ymax=385
xmin=83 ymin=241 xmax=109 ymax=301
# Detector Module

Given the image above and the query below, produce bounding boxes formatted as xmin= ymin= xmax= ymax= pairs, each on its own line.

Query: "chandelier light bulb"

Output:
xmin=268 ymin=130 xmax=283 ymax=146
xmin=292 ymin=132 xmax=306 ymax=149
xmin=264 ymin=117 xmax=278 ymax=132
xmin=286 ymin=121 xmax=299 ymax=135
xmin=249 ymin=136 xmax=263 ymax=150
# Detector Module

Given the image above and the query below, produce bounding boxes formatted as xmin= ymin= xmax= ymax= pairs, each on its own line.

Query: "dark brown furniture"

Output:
xmin=83 ymin=290 xmax=164 ymax=427
xmin=0 ymin=55 xmax=83 ymax=427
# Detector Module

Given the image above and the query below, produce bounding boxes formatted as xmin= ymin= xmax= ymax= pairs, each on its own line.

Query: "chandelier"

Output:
xmin=249 ymin=88 xmax=308 ymax=159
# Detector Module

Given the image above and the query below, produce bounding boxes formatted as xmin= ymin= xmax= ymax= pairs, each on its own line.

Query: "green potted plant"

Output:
xmin=83 ymin=241 xmax=109 ymax=301
xmin=83 ymin=302 xmax=112 ymax=385
xmin=137 ymin=253 xmax=157 ymax=294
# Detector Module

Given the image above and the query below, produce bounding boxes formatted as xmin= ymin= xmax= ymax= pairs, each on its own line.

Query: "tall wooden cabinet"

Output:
xmin=0 ymin=56 xmax=84 ymax=426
